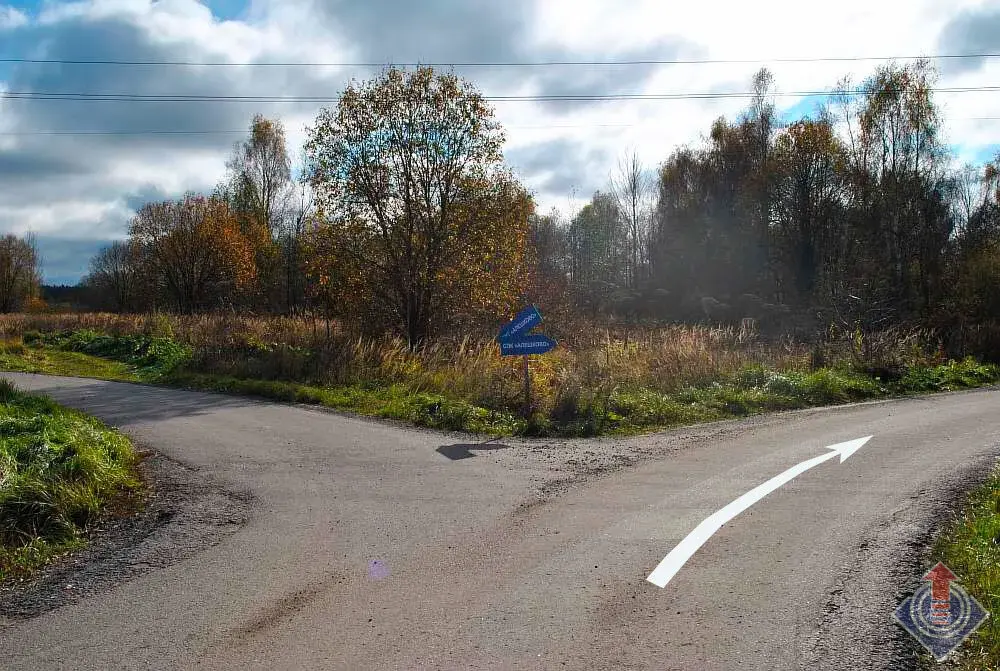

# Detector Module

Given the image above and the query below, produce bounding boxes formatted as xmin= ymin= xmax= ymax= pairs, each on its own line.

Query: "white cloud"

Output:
xmin=105 ymin=150 xmax=229 ymax=194
xmin=3 ymin=0 xmax=1000 ymax=280
xmin=0 ymin=200 xmax=130 ymax=237
xmin=0 ymin=4 xmax=28 ymax=30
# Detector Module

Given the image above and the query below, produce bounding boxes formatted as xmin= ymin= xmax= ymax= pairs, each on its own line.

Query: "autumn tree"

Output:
xmin=647 ymin=112 xmax=771 ymax=319
xmin=221 ymin=114 xmax=294 ymax=311
xmin=0 ymin=234 xmax=41 ymax=313
xmin=834 ymin=60 xmax=951 ymax=317
xmin=225 ymin=114 xmax=293 ymax=236
xmin=770 ymin=118 xmax=848 ymax=306
xmin=82 ymin=240 xmax=143 ymax=312
xmin=304 ymin=66 xmax=533 ymax=344
xmin=129 ymin=194 xmax=256 ymax=313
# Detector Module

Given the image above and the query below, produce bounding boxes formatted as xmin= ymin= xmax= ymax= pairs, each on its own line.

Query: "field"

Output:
xmin=0 ymin=312 xmax=997 ymax=437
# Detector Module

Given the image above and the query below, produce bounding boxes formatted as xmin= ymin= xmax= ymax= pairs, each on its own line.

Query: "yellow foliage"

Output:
xmin=302 ymin=66 xmax=533 ymax=339
xmin=24 ymin=296 xmax=47 ymax=314
xmin=129 ymin=194 xmax=259 ymax=311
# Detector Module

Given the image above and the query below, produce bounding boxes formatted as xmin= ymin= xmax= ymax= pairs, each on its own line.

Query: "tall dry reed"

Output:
xmin=0 ymin=311 xmax=945 ymax=413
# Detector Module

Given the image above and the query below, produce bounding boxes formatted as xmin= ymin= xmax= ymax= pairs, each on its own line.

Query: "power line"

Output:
xmin=1 ymin=53 xmax=999 ymax=68
xmin=2 ymin=118 xmax=997 ymax=138
xmin=2 ymin=84 xmax=999 ymax=104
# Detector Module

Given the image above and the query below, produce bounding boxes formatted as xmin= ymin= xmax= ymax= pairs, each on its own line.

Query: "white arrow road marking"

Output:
xmin=646 ymin=436 xmax=873 ymax=588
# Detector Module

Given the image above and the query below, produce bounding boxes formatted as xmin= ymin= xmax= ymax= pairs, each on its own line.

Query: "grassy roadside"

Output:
xmin=0 ymin=339 xmax=140 ymax=382
xmin=0 ymin=379 xmax=142 ymax=583
xmin=2 ymin=330 xmax=999 ymax=437
xmin=924 ymin=468 xmax=1000 ymax=669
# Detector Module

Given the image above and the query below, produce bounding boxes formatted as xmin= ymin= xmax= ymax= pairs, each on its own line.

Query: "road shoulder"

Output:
xmin=0 ymin=449 xmax=254 ymax=621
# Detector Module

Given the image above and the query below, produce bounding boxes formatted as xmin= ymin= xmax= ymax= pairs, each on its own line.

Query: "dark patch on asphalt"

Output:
xmin=437 ymin=442 xmax=513 ymax=460
xmin=201 ymin=570 xmax=348 ymax=659
xmin=0 ymin=450 xmax=255 ymax=620
xmin=232 ymin=585 xmax=325 ymax=638
xmin=803 ymin=449 xmax=1000 ymax=671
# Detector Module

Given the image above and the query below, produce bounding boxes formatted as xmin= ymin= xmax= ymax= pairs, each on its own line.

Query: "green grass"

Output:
xmin=0 ymin=339 xmax=139 ymax=382
xmin=2 ymin=330 xmax=999 ymax=438
xmin=164 ymin=372 xmax=525 ymax=435
xmin=0 ymin=379 xmax=141 ymax=582
xmin=927 ymin=469 xmax=1000 ymax=668
xmin=24 ymin=330 xmax=188 ymax=378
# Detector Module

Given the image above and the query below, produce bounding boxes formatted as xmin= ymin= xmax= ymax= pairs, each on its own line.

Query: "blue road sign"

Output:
xmin=498 ymin=305 xmax=543 ymax=342
xmin=499 ymin=334 xmax=557 ymax=356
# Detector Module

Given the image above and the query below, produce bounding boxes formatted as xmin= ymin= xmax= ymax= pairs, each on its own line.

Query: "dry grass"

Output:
xmin=2 ymin=312 xmax=990 ymax=436
xmin=0 ymin=312 xmax=954 ymax=422
xmin=0 ymin=312 xmax=811 ymax=392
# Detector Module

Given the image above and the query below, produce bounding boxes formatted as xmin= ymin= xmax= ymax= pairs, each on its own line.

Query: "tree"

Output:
xmin=225 ymin=114 xmax=293 ymax=237
xmin=524 ymin=209 xmax=571 ymax=311
xmin=771 ymin=118 xmax=847 ymax=305
xmin=610 ymin=151 xmax=653 ymax=289
xmin=0 ymin=234 xmax=41 ymax=312
xmin=835 ymin=60 xmax=949 ymax=316
xmin=743 ymin=68 xmax=779 ymax=292
xmin=956 ymin=156 xmax=1000 ymax=255
xmin=304 ymin=66 xmax=533 ymax=344
xmin=280 ymin=181 xmax=315 ymax=316
xmin=82 ymin=240 xmax=143 ymax=312
xmin=129 ymin=195 xmax=256 ymax=314
xmin=222 ymin=114 xmax=294 ymax=311
xmin=567 ymin=191 xmax=624 ymax=315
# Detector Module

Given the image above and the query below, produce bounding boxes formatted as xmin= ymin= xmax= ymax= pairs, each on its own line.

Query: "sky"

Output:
xmin=1 ymin=0 xmax=999 ymax=284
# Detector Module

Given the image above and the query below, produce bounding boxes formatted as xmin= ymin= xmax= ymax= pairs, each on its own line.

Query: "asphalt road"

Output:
xmin=1 ymin=373 xmax=999 ymax=670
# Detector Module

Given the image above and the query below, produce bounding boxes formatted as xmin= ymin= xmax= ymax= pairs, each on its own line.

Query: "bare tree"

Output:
xmin=610 ymin=151 xmax=653 ymax=288
xmin=83 ymin=241 xmax=142 ymax=312
xmin=281 ymin=180 xmax=315 ymax=315
xmin=0 ymin=234 xmax=41 ymax=312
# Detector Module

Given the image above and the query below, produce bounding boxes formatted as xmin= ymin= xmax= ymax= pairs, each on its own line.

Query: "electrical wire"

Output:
xmin=1 ymin=53 xmax=999 ymax=68
xmin=1 ymin=85 xmax=998 ymax=104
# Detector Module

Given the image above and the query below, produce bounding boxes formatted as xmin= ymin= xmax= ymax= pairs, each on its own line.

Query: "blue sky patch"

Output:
xmin=975 ymin=144 xmax=1000 ymax=164
xmin=201 ymin=0 xmax=247 ymax=22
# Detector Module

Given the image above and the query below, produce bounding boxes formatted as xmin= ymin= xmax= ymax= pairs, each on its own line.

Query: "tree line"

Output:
xmin=8 ymin=61 xmax=995 ymax=353
xmin=529 ymin=61 xmax=1000 ymax=355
